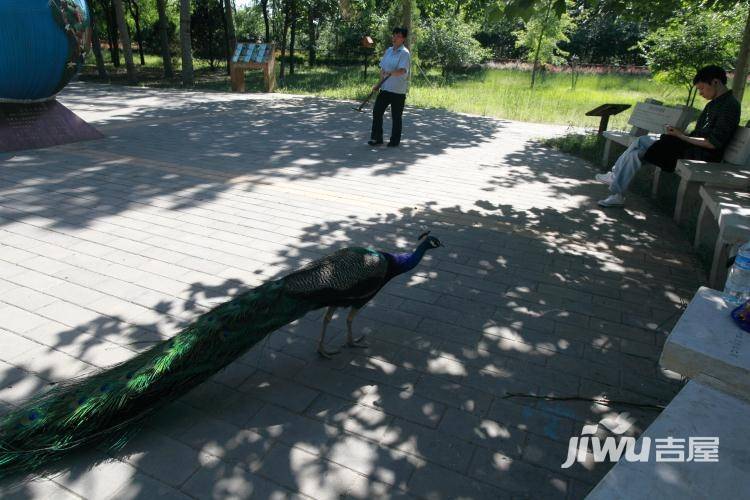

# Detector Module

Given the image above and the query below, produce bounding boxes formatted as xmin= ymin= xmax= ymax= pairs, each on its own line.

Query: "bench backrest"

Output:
xmin=628 ymin=102 xmax=696 ymax=135
xmin=723 ymin=127 xmax=750 ymax=166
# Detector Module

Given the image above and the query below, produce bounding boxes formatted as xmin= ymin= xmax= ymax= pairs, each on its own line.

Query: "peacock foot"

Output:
xmin=346 ymin=335 xmax=369 ymax=348
xmin=317 ymin=345 xmax=341 ymax=359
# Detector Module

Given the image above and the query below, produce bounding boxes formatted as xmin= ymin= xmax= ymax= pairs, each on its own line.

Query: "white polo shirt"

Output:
xmin=379 ymin=45 xmax=410 ymax=95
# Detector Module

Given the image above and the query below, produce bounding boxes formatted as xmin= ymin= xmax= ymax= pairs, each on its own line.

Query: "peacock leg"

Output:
xmin=318 ymin=306 xmax=341 ymax=358
xmin=345 ymin=307 xmax=369 ymax=348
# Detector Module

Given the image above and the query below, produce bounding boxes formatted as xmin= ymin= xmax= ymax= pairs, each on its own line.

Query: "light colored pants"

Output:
xmin=609 ymin=135 xmax=657 ymax=194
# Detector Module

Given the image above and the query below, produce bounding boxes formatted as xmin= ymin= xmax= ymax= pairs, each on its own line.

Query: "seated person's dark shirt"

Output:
xmin=644 ymin=90 xmax=741 ymax=171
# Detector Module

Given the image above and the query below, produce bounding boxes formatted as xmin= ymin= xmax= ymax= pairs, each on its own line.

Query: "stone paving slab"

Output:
xmin=0 ymin=83 xmax=705 ymax=499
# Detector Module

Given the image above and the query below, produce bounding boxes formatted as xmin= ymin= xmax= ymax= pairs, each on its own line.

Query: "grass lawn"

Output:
xmin=79 ymin=54 xmax=749 ymax=130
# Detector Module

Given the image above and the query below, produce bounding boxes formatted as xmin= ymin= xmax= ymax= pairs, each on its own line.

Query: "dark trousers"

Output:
xmin=371 ymin=90 xmax=406 ymax=145
xmin=643 ymin=134 xmax=722 ymax=172
xmin=642 ymin=135 xmax=690 ymax=172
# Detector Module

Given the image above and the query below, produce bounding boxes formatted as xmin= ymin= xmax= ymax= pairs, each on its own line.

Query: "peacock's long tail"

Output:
xmin=0 ymin=278 xmax=319 ymax=480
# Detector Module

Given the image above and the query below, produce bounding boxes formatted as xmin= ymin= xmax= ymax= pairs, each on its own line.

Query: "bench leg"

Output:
xmin=673 ymin=179 xmax=700 ymax=226
xmin=651 ymin=167 xmax=661 ymax=199
xmin=694 ymin=202 xmax=710 ymax=249
xmin=601 ymin=139 xmax=612 ymax=168
xmin=709 ymin=231 xmax=730 ymax=290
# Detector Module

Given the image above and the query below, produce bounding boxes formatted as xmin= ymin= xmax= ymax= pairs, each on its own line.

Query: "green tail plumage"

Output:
xmin=0 ymin=278 xmax=318 ymax=480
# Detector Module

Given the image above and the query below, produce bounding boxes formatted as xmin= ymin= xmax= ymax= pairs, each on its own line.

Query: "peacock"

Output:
xmin=0 ymin=232 xmax=442 ymax=480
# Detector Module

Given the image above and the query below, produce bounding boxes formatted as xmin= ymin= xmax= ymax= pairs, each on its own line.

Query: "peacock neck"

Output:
xmin=390 ymin=242 xmax=429 ymax=276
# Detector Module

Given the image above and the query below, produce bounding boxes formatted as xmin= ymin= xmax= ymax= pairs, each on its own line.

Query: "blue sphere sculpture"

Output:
xmin=0 ymin=0 xmax=91 ymax=102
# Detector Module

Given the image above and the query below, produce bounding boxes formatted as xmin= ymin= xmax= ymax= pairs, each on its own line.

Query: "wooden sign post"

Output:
xmin=361 ymin=36 xmax=374 ymax=78
xmin=230 ymin=43 xmax=276 ymax=93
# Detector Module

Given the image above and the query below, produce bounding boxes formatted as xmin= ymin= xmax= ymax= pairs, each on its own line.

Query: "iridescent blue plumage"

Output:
xmin=388 ymin=242 xmax=431 ymax=275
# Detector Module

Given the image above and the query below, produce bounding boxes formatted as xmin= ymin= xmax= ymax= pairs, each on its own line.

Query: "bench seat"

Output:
xmin=695 ymin=186 xmax=750 ymax=288
xmin=673 ymin=127 xmax=750 ymax=226
xmin=660 ymin=286 xmax=750 ymax=400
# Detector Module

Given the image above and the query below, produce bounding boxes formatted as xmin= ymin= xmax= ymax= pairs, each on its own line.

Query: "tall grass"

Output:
xmin=80 ymin=56 xmax=749 ymax=129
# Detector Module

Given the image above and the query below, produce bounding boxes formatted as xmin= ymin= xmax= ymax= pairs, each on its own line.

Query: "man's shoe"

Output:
xmin=387 ymin=142 xmax=398 ymax=147
xmin=595 ymin=172 xmax=613 ymax=185
xmin=598 ymin=193 xmax=625 ymax=207
xmin=368 ymin=140 xmax=383 ymax=146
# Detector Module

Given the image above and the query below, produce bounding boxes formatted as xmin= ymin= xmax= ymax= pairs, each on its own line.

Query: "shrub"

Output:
xmin=418 ymin=16 xmax=491 ymax=75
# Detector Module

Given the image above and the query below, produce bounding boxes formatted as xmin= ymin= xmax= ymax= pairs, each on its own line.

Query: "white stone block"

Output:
xmin=587 ymin=380 xmax=750 ymax=500
xmin=660 ymin=287 xmax=750 ymax=400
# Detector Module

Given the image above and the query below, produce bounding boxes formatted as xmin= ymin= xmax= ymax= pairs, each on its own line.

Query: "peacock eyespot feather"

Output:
xmin=28 ymin=411 xmax=39 ymax=421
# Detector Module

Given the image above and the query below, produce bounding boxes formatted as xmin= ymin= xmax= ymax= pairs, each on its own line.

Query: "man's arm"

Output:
xmin=665 ymin=127 xmax=716 ymax=149
xmin=394 ymin=51 xmax=410 ymax=78
xmin=379 ymin=49 xmax=388 ymax=79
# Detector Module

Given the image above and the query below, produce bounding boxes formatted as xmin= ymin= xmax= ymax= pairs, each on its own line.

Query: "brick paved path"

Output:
xmin=0 ymin=83 xmax=703 ymax=499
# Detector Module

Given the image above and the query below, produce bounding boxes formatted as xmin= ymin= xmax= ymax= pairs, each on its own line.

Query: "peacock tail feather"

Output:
xmin=0 ymin=278 xmax=319 ymax=480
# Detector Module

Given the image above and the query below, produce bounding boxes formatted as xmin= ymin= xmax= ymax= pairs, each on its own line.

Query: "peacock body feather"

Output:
xmin=0 ymin=234 xmax=441 ymax=479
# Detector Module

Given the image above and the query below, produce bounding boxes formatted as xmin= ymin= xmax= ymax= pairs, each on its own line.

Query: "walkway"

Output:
xmin=0 ymin=83 xmax=703 ymax=499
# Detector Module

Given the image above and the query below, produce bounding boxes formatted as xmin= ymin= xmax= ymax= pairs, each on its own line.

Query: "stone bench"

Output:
xmin=673 ymin=126 xmax=750 ymax=226
xmin=695 ymin=186 xmax=750 ymax=289
xmin=586 ymin=380 xmax=750 ymax=500
xmin=660 ymin=286 xmax=750 ymax=400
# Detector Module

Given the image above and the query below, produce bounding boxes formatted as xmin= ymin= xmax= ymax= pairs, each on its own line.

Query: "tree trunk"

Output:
xmin=402 ymin=0 xmax=412 ymax=49
xmin=105 ymin=0 xmax=120 ymax=67
xmin=156 ymin=0 xmax=174 ymax=77
xmin=733 ymin=3 xmax=750 ymax=104
xmin=222 ymin=2 xmax=230 ymax=73
xmin=279 ymin=0 xmax=291 ymax=82
xmin=89 ymin=3 xmax=109 ymax=78
xmin=307 ymin=6 xmax=316 ymax=66
xmin=126 ymin=0 xmax=146 ymax=65
xmin=180 ymin=0 xmax=194 ymax=86
xmin=223 ymin=0 xmax=237 ymax=75
xmin=289 ymin=0 xmax=297 ymax=76
xmin=112 ymin=0 xmax=137 ymax=83
xmin=531 ymin=0 xmax=553 ymax=89
xmin=208 ymin=5 xmax=216 ymax=70
xmin=261 ymin=0 xmax=270 ymax=42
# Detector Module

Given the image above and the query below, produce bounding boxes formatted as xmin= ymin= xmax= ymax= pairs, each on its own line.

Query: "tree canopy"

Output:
xmin=88 ymin=0 xmax=749 ymax=100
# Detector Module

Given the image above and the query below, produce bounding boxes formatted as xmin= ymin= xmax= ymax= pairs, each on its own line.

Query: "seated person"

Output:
xmin=596 ymin=65 xmax=741 ymax=207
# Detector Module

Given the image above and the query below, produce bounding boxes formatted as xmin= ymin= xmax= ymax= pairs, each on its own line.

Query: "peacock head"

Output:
xmin=418 ymin=231 xmax=442 ymax=250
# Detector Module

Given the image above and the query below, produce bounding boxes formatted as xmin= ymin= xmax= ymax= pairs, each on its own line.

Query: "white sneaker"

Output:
xmin=598 ymin=193 xmax=624 ymax=207
xmin=595 ymin=172 xmax=613 ymax=184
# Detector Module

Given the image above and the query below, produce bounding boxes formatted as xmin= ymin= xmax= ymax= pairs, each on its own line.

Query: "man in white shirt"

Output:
xmin=369 ymin=27 xmax=411 ymax=148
